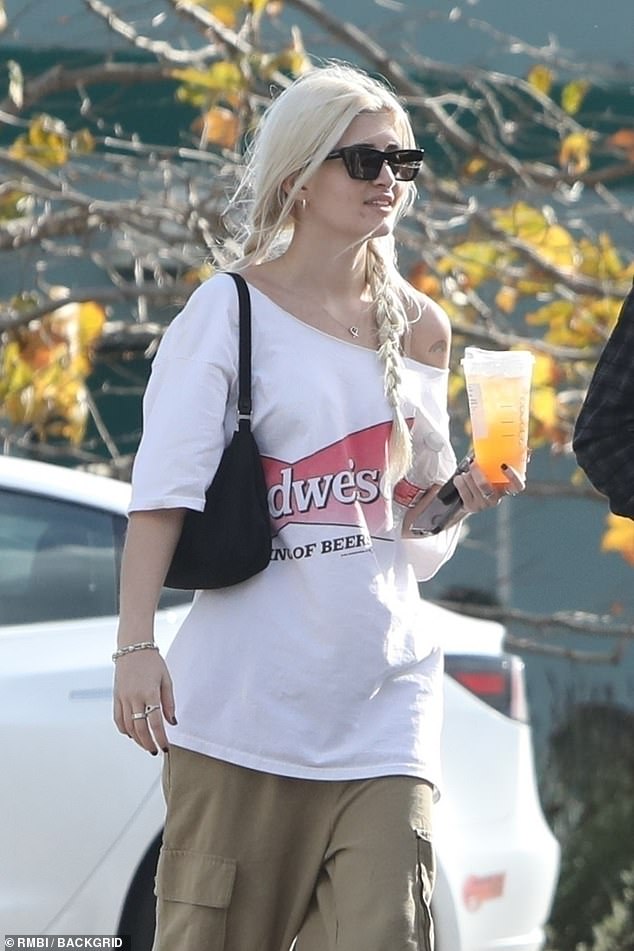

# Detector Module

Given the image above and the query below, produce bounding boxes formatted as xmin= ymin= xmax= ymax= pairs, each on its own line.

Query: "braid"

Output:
xmin=367 ymin=240 xmax=413 ymax=488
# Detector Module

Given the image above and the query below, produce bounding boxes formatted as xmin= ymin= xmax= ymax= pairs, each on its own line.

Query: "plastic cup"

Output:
xmin=461 ymin=347 xmax=534 ymax=486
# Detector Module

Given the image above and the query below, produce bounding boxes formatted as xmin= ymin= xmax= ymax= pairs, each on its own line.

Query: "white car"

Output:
xmin=0 ymin=455 xmax=559 ymax=950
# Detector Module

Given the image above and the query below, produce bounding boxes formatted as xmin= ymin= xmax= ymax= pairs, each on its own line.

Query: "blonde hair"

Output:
xmin=223 ymin=63 xmax=421 ymax=484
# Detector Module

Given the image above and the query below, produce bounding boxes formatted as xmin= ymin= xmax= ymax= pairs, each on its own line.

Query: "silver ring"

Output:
xmin=131 ymin=711 xmax=147 ymax=721
xmin=482 ymin=490 xmax=494 ymax=500
xmin=144 ymin=704 xmax=161 ymax=716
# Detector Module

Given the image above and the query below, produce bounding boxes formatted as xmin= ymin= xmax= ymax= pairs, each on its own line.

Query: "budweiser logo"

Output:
xmin=261 ymin=421 xmax=392 ymax=534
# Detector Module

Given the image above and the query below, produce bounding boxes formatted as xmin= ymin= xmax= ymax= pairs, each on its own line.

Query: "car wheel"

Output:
xmin=118 ymin=835 xmax=161 ymax=950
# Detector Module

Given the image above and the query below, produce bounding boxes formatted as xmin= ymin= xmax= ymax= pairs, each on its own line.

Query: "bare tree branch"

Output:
xmin=167 ymin=0 xmax=292 ymax=91
xmin=0 ymin=284 xmax=191 ymax=332
xmin=0 ymin=62 xmax=169 ymax=118
xmin=463 ymin=14 xmax=633 ymax=81
xmin=503 ymin=635 xmax=626 ymax=664
xmin=83 ymin=0 xmax=220 ymax=64
xmin=434 ymin=600 xmax=634 ymax=640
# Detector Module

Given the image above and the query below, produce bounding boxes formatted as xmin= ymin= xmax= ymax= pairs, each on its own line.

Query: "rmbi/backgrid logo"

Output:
xmin=4 ymin=939 xmax=130 ymax=950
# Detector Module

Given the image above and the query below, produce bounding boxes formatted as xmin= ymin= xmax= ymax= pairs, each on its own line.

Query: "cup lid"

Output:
xmin=461 ymin=346 xmax=534 ymax=375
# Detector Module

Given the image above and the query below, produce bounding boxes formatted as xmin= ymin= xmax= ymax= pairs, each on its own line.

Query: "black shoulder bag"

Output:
xmin=163 ymin=272 xmax=272 ymax=590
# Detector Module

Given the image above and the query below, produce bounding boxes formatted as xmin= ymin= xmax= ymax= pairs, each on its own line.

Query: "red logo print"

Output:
xmin=261 ymin=422 xmax=392 ymax=535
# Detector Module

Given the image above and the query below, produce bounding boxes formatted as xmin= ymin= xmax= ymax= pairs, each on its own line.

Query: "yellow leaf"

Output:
xmin=517 ymin=276 xmax=550 ymax=295
xmin=175 ymin=86 xmax=208 ymax=109
xmin=0 ymin=189 xmax=29 ymax=221
xmin=436 ymin=241 xmax=502 ymax=287
xmin=559 ymin=132 xmax=591 ymax=175
xmin=561 ymin=80 xmax=590 ymax=115
xmin=493 ymin=202 xmax=577 ymax=269
xmin=71 ymin=129 xmax=95 ymax=155
xmin=597 ymin=233 xmax=624 ymax=277
xmin=77 ymin=301 xmax=106 ymax=349
xmin=209 ymin=4 xmax=238 ymax=27
xmin=583 ymin=296 xmax=624 ymax=336
xmin=260 ymin=26 xmax=310 ymax=78
xmin=622 ymin=260 xmax=634 ymax=281
xmin=531 ymin=386 xmax=559 ymax=429
xmin=601 ymin=513 xmax=634 ymax=566
xmin=0 ymin=292 xmax=103 ymax=446
xmin=464 ymin=156 xmax=488 ymax=177
xmin=171 ymin=61 xmax=245 ymax=93
xmin=193 ymin=0 xmax=244 ymax=26
xmin=526 ymin=299 xmax=574 ymax=328
xmin=495 ymin=286 xmax=517 ymax=314
xmin=8 ymin=114 xmax=76 ymax=168
xmin=536 ymin=224 xmax=577 ymax=269
xmin=527 ymin=65 xmax=554 ymax=97
xmin=492 ymin=202 xmax=548 ymax=241
xmin=249 ymin=0 xmax=278 ymax=24
xmin=183 ymin=263 xmax=215 ymax=284
xmin=531 ymin=352 xmax=558 ymax=387
xmin=28 ymin=115 xmax=68 ymax=163
xmin=408 ymin=262 xmax=441 ymax=298
xmin=192 ymin=106 xmax=240 ymax=148
xmin=578 ymin=233 xmax=629 ymax=283
xmin=607 ymin=128 xmax=634 ymax=161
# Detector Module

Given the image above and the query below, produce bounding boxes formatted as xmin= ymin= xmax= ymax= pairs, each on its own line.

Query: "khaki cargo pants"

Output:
xmin=152 ymin=745 xmax=435 ymax=951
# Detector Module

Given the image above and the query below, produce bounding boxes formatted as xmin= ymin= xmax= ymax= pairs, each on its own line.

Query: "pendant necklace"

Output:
xmin=322 ymin=304 xmax=373 ymax=340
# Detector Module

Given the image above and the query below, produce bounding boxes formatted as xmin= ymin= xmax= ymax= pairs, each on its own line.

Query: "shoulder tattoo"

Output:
xmin=428 ymin=338 xmax=448 ymax=356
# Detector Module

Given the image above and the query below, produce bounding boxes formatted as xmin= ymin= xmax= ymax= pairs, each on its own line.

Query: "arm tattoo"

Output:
xmin=428 ymin=339 xmax=448 ymax=356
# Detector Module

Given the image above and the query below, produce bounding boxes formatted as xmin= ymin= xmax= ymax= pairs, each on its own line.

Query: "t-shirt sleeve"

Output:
xmin=128 ymin=273 xmax=239 ymax=514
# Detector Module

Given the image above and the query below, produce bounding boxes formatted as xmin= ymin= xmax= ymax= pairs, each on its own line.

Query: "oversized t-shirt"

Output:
xmin=129 ymin=272 xmax=461 ymax=791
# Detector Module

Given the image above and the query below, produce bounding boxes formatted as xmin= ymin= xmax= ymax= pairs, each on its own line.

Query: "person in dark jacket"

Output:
xmin=573 ymin=283 xmax=634 ymax=517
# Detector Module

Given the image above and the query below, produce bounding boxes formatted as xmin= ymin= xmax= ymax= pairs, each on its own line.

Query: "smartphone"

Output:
xmin=409 ymin=455 xmax=473 ymax=536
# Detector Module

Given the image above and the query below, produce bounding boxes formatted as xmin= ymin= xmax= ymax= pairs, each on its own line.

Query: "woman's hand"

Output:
xmin=113 ymin=648 xmax=176 ymax=755
xmin=113 ymin=508 xmax=184 ymax=755
xmin=453 ymin=460 xmax=525 ymax=512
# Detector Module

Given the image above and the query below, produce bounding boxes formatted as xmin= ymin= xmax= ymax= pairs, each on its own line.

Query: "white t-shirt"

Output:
xmin=130 ymin=273 xmax=460 ymax=791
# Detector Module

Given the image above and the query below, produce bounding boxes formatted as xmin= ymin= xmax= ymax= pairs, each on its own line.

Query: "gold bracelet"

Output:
xmin=112 ymin=641 xmax=159 ymax=662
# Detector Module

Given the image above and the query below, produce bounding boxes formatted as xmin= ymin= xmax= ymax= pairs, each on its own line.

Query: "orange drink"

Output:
xmin=461 ymin=348 xmax=534 ymax=486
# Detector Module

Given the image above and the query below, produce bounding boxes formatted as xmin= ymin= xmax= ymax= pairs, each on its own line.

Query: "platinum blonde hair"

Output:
xmin=223 ymin=63 xmax=422 ymax=485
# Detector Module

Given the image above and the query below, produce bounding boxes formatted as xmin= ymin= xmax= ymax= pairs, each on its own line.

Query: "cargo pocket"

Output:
xmin=414 ymin=829 xmax=435 ymax=951
xmin=154 ymin=848 xmax=237 ymax=950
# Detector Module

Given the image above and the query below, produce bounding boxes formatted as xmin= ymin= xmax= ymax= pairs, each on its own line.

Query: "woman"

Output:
xmin=113 ymin=64 xmax=523 ymax=951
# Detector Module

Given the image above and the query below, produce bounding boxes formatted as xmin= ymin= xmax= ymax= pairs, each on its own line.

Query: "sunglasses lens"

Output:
xmin=343 ymin=150 xmax=381 ymax=180
xmin=388 ymin=151 xmax=423 ymax=181
xmin=336 ymin=148 xmax=424 ymax=181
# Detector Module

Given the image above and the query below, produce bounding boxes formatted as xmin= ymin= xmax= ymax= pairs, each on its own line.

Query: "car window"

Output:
xmin=0 ymin=489 xmax=191 ymax=624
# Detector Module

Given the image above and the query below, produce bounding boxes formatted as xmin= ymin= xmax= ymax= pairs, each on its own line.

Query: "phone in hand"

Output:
xmin=409 ymin=455 xmax=473 ymax=536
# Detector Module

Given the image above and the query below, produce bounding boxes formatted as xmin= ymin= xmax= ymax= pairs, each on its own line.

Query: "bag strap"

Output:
xmin=227 ymin=272 xmax=252 ymax=433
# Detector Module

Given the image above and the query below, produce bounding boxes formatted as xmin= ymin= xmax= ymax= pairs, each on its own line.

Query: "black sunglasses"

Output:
xmin=325 ymin=146 xmax=424 ymax=181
